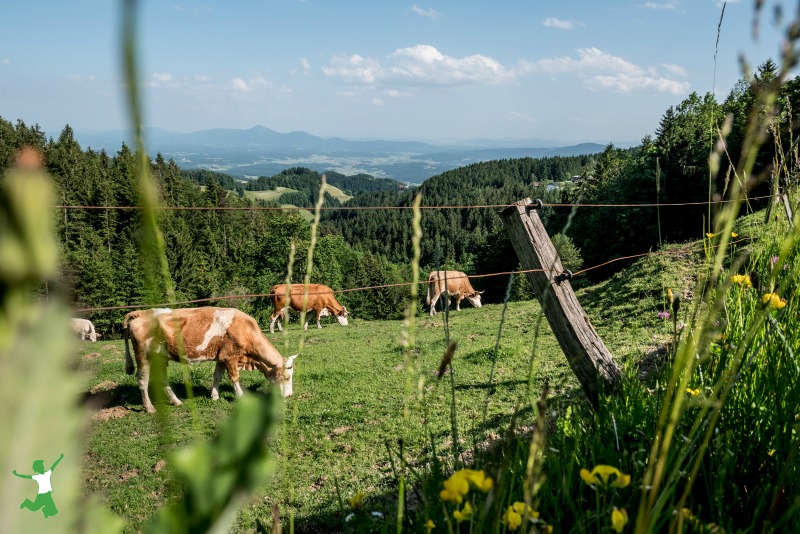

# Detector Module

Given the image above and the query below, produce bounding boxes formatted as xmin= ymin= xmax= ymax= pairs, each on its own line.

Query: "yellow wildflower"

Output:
xmin=543 ymin=526 xmax=553 ymax=534
xmin=501 ymin=502 xmax=538 ymax=531
xmin=347 ymin=491 xmax=366 ymax=509
xmin=463 ymin=469 xmax=494 ymax=492
xmin=706 ymin=232 xmax=715 ymax=238
xmin=452 ymin=501 xmax=474 ymax=523
xmin=730 ymin=274 xmax=752 ymax=287
xmin=685 ymin=388 xmax=700 ymax=397
xmin=731 ymin=232 xmax=739 ymax=238
xmin=425 ymin=519 xmax=435 ymax=533
xmin=440 ymin=472 xmax=469 ymax=503
xmin=580 ymin=465 xmax=631 ymax=488
xmin=762 ymin=292 xmax=787 ymax=310
xmin=611 ymin=507 xmax=629 ymax=533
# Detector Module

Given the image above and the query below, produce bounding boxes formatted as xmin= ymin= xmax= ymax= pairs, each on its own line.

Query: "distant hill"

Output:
xmin=70 ymin=126 xmax=607 ymax=184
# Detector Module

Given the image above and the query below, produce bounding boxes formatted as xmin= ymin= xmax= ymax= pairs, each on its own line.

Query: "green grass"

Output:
xmin=243 ymin=187 xmax=299 ymax=202
xmin=79 ymin=257 xmax=680 ymax=532
xmin=325 ymin=184 xmax=353 ymax=203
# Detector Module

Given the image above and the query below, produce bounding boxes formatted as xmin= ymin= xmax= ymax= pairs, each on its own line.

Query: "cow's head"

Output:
xmin=89 ymin=332 xmax=102 ymax=342
xmin=467 ymin=291 xmax=484 ymax=309
xmin=278 ymin=354 xmax=298 ymax=398
xmin=336 ymin=307 xmax=349 ymax=326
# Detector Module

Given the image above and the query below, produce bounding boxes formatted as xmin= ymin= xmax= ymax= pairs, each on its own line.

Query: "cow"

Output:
xmin=123 ymin=307 xmax=297 ymax=413
xmin=426 ymin=270 xmax=484 ymax=317
xmin=269 ymin=283 xmax=349 ymax=333
xmin=71 ymin=318 xmax=101 ymax=342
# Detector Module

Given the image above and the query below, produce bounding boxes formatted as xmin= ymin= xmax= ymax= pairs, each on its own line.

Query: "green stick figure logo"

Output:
xmin=12 ymin=453 xmax=64 ymax=518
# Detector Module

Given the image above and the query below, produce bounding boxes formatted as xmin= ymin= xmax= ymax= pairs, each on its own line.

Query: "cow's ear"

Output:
xmin=285 ymin=354 xmax=299 ymax=368
xmin=477 ymin=290 xmax=485 ymax=294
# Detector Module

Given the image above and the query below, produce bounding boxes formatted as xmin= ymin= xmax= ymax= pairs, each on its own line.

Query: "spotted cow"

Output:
xmin=123 ymin=307 xmax=297 ymax=413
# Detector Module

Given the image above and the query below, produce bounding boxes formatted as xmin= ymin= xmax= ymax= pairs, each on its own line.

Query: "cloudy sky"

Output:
xmin=0 ymin=1 xmax=794 ymax=145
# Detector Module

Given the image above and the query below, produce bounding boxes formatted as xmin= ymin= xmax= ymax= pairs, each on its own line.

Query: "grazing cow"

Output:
xmin=269 ymin=284 xmax=349 ymax=333
xmin=426 ymin=270 xmax=484 ymax=317
xmin=123 ymin=307 xmax=297 ymax=413
xmin=71 ymin=318 xmax=100 ymax=342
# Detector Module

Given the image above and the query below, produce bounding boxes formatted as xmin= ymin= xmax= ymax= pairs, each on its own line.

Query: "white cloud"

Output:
xmin=543 ymin=17 xmax=576 ymax=29
xmin=588 ymin=73 xmax=689 ymax=94
xmin=325 ymin=45 xmax=519 ymax=87
xmin=643 ymin=1 xmax=678 ymax=9
xmin=149 ymin=72 xmax=181 ymax=88
xmin=371 ymin=98 xmax=385 ymax=105
xmin=231 ymin=77 xmax=252 ymax=92
xmin=410 ymin=5 xmax=440 ymax=19
xmin=66 ymin=73 xmax=96 ymax=82
xmin=1 ymin=59 xmax=9 ymax=65
xmin=300 ymin=57 xmax=311 ymax=75
xmin=195 ymin=74 xmax=210 ymax=82
xmin=529 ymin=47 xmax=689 ymax=95
xmin=384 ymin=89 xmax=411 ymax=97
xmin=661 ymin=63 xmax=688 ymax=76
xmin=229 ymin=74 xmax=292 ymax=98
xmin=322 ymin=54 xmax=383 ymax=84
xmin=505 ymin=111 xmax=536 ymax=123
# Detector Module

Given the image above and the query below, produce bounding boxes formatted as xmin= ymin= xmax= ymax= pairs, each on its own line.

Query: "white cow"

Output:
xmin=71 ymin=318 xmax=100 ymax=342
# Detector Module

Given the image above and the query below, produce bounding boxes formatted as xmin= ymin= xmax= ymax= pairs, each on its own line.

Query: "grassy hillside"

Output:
xmin=78 ymin=235 xmax=700 ymax=532
xmin=243 ymin=186 xmax=299 ymax=202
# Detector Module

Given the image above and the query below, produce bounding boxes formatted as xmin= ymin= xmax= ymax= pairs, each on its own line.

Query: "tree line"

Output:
xmin=2 ymin=60 xmax=796 ymax=330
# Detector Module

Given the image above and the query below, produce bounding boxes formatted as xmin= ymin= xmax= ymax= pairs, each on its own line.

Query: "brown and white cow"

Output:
xmin=426 ymin=270 xmax=484 ymax=317
xmin=71 ymin=318 xmax=101 ymax=342
xmin=123 ymin=307 xmax=297 ymax=413
xmin=269 ymin=283 xmax=348 ymax=333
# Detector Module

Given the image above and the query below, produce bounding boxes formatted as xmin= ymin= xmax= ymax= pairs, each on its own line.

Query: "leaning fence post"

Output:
xmin=499 ymin=198 xmax=621 ymax=406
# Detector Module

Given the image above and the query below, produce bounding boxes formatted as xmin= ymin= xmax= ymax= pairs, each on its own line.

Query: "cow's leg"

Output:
xmin=455 ymin=296 xmax=462 ymax=311
xmin=226 ymin=361 xmax=244 ymax=398
xmin=316 ymin=310 xmax=323 ymax=329
xmin=164 ymin=384 xmax=182 ymax=406
xmin=429 ymin=291 xmax=440 ymax=317
xmin=137 ymin=360 xmax=156 ymax=414
xmin=269 ymin=313 xmax=278 ymax=334
xmin=211 ymin=362 xmax=225 ymax=400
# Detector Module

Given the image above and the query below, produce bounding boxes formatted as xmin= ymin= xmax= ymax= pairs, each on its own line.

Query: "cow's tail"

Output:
xmin=425 ymin=278 xmax=432 ymax=305
xmin=123 ymin=312 xmax=135 ymax=375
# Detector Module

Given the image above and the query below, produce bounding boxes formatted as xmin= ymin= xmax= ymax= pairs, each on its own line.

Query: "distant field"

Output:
xmin=325 ymin=184 xmax=353 ymax=203
xmin=281 ymin=204 xmax=314 ymax=222
xmin=243 ymin=187 xmax=299 ymax=202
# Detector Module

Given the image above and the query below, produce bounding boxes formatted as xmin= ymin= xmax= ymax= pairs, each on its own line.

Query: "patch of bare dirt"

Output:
xmin=153 ymin=459 xmax=167 ymax=473
xmin=101 ymin=344 xmax=117 ymax=350
xmin=89 ymin=380 xmax=117 ymax=394
xmin=92 ymin=406 xmax=130 ymax=422
xmin=119 ymin=468 xmax=140 ymax=482
xmin=82 ymin=352 xmax=101 ymax=361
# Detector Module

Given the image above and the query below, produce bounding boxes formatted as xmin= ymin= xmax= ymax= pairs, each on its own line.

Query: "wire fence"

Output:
xmin=73 ymin=236 xmax=752 ymax=313
xmin=55 ymin=195 xmax=773 ymax=213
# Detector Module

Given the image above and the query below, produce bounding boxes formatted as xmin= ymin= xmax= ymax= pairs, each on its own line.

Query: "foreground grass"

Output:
xmin=79 ymin=265 xmax=680 ymax=532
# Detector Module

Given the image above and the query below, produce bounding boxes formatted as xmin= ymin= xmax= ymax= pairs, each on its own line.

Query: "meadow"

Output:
xmin=77 ymin=240 xmax=698 ymax=532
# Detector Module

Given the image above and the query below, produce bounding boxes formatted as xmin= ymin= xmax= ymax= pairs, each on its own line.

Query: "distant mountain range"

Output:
xmin=71 ymin=125 xmax=607 ymax=184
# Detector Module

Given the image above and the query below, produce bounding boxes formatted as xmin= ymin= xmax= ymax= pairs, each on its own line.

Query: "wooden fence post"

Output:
xmin=500 ymin=198 xmax=621 ymax=406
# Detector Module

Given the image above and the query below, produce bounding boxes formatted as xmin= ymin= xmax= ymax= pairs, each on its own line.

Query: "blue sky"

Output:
xmin=0 ymin=1 xmax=794 ymax=145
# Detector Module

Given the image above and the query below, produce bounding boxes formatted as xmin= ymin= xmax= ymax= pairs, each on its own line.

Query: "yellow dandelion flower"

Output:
xmin=347 ymin=491 xmax=366 ymax=509
xmin=731 ymin=232 xmax=739 ymax=238
xmin=611 ymin=507 xmax=629 ymax=533
xmin=580 ymin=465 xmax=631 ymax=488
xmin=706 ymin=232 xmax=715 ymax=238
xmin=686 ymin=388 xmax=700 ymax=397
xmin=425 ymin=519 xmax=435 ymax=533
